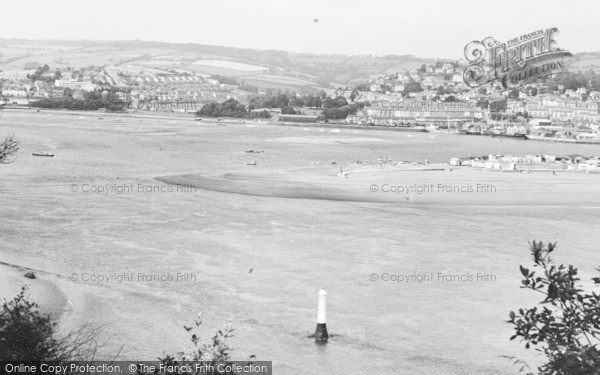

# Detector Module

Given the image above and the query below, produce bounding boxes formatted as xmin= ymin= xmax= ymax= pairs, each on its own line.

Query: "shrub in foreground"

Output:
xmin=0 ymin=133 xmax=20 ymax=164
xmin=507 ymin=241 xmax=600 ymax=375
xmin=0 ymin=286 xmax=100 ymax=361
xmin=1 ymin=287 xmax=252 ymax=374
xmin=145 ymin=312 xmax=255 ymax=375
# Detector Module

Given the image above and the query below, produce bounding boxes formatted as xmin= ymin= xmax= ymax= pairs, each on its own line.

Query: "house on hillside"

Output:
xmin=1 ymin=84 xmax=28 ymax=98
xmin=576 ymin=132 xmax=599 ymax=141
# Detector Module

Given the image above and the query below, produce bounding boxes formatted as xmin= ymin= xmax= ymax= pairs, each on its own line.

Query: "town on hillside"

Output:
xmin=2 ymin=61 xmax=600 ymax=143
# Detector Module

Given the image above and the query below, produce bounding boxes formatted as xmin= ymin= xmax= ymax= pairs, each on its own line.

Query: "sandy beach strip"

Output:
xmin=156 ymin=164 xmax=600 ymax=206
xmin=0 ymin=261 xmax=70 ymax=320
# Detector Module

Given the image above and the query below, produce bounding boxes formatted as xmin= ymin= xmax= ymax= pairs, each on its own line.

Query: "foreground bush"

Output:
xmin=145 ymin=312 xmax=255 ymax=375
xmin=0 ymin=287 xmax=100 ymax=361
xmin=1 ymin=287 xmax=59 ymax=360
xmin=0 ymin=133 xmax=20 ymax=164
xmin=507 ymin=241 xmax=600 ymax=375
xmin=1 ymin=288 xmax=251 ymax=374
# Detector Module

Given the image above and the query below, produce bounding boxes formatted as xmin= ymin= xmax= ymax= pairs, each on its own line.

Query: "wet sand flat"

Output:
xmin=158 ymin=166 xmax=600 ymax=206
xmin=2 ymin=111 xmax=600 ymax=374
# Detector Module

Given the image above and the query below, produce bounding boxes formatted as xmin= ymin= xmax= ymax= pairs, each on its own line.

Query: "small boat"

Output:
xmin=32 ymin=153 xmax=54 ymax=157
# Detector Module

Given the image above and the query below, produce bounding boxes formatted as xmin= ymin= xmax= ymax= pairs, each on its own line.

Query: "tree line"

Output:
xmin=197 ymin=93 xmax=365 ymax=120
xmin=26 ymin=65 xmax=61 ymax=83
xmin=29 ymin=90 xmax=129 ymax=111
xmin=196 ymin=98 xmax=270 ymax=118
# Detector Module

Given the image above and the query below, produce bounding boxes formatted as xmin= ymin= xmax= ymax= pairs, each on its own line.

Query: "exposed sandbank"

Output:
xmin=157 ymin=164 xmax=600 ymax=206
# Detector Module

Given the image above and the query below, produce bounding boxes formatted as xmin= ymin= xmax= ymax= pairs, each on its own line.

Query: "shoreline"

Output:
xmin=3 ymin=107 xmax=600 ymax=143
xmin=0 ymin=261 xmax=71 ymax=321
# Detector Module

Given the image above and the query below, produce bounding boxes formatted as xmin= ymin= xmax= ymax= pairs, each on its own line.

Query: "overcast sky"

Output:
xmin=0 ymin=0 xmax=598 ymax=58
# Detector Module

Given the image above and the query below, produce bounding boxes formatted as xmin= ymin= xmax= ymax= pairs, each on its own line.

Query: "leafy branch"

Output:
xmin=507 ymin=241 xmax=600 ymax=375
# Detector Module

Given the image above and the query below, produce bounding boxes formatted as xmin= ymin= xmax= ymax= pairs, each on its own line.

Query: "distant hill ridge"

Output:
xmin=0 ymin=38 xmax=598 ymax=87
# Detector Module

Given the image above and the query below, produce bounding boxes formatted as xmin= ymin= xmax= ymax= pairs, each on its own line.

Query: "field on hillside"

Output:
xmin=573 ymin=57 xmax=600 ymax=68
xmin=0 ymin=39 xmax=441 ymax=86
xmin=191 ymin=60 xmax=268 ymax=71
xmin=3 ymin=39 xmax=600 ymax=83
xmin=0 ymin=43 xmax=182 ymax=70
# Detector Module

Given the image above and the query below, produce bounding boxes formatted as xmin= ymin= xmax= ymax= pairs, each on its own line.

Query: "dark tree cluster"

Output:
xmin=248 ymin=94 xmax=290 ymax=110
xmin=197 ymin=98 xmax=248 ymax=118
xmin=509 ymin=88 xmax=521 ymax=99
xmin=290 ymin=95 xmax=323 ymax=108
xmin=30 ymin=90 xmax=129 ymax=111
xmin=280 ymin=106 xmax=296 ymax=114
xmin=322 ymin=96 xmax=348 ymax=109
xmin=437 ymin=86 xmax=454 ymax=96
xmin=316 ymin=95 xmax=366 ymax=119
xmin=26 ymin=65 xmax=56 ymax=83
xmin=248 ymin=93 xmax=325 ymax=112
xmin=403 ymin=78 xmax=423 ymax=94
xmin=489 ymin=99 xmax=507 ymax=112
xmin=354 ymin=83 xmax=370 ymax=92
xmin=322 ymin=102 xmax=365 ymax=120
xmin=210 ymin=75 xmax=238 ymax=86
xmin=549 ymin=71 xmax=600 ymax=92
xmin=196 ymin=98 xmax=271 ymax=118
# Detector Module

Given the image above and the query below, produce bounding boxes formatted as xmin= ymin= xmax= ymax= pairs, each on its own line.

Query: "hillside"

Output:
xmin=0 ymin=39 xmax=437 ymax=90
xmin=1 ymin=38 xmax=597 ymax=90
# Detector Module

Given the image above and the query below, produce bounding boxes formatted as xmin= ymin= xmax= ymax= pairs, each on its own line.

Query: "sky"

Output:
xmin=0 ymin=0 xmax=598 ymax=59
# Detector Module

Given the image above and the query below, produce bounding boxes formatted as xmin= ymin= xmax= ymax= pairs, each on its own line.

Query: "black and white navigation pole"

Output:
xmin=314 ymin=287 xmax=328 ymax=343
